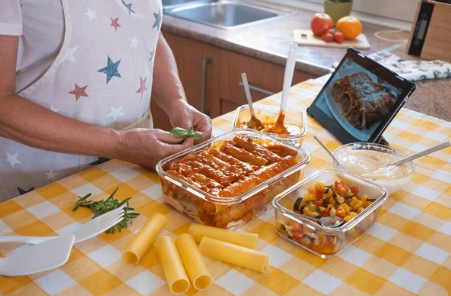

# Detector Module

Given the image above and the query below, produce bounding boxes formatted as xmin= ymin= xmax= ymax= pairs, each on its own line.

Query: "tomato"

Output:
xmin=308 ymin=187 xmax=316 ymax=194
xmin=350 ymin=186 xmax=359 ymax=195
xmin=290 ymin=220 xmax=301 ymax=233
xmin=336 ymin=183 xmax=348 ymax=195
xmin=293 ymin=232 xmax=303 ymax=244
xmin=333 ymin=31 xmax=345 ymax=44
xmin=322 ymin=205 xmax=331 ymax=216
xmin=336 ymin=207 xmax=346 ymax=218
xmin=314 ymin=200 xmax=323 ymax=207
xmin=311 ymin=13 xmax=334 ymax=36
xmin=321 ymin=32 xmax=333 ymax=43
xmin=315 ymin=188 xmax=326 ymax=199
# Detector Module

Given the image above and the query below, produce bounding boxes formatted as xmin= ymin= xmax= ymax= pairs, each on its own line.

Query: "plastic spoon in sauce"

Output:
xmin=313 ymin=136 xmax=345 ymax=170
xmin=384 ymin=141 xmax=450 ymax=167
xmin=266 ymin=43 xmax=298 ymax=134
xmin=241 ymin=73 xmax=264 ymax=130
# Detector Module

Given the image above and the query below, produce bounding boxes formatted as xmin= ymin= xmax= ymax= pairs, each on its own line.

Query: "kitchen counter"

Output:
xmin=1 ymin=79 xmax=450 ymax=296
xmin=162 ymin=3 xmax=451 ymax=121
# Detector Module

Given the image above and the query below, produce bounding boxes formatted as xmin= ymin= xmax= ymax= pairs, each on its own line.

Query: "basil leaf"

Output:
xmin=190 ymin=131 xmax=203 ymax=140
xmin=170 ymin=127 xmax=188 ymax=139
xmin=188 ymin=126 xmax=193 ymax=135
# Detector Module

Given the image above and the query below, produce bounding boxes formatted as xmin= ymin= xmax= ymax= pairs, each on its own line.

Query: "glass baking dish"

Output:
xmin=156 ymin=130 xmax=310 ymax=229
xmin=272 ymin=168 xmax=387 ymax=258
xmin=232 ymin=105 xmax=307 ymax=147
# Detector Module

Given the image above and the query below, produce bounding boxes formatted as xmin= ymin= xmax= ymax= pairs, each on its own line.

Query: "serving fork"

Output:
xmin=0 ymin=206 xmax=125 ymax=244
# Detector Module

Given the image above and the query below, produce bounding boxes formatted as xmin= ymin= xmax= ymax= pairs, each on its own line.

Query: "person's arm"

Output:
xmin=152 ymin=32 xmax=212 ymax=141
xmin=0 ymin=35 xmax=193 ymax=169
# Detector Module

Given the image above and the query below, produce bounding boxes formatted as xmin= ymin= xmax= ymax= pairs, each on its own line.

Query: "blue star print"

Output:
xmin=153 ymin=11 xmax=161 ymax=30
xmin=122 ymin=0 xmax=135 ymax=14
xmin=149 ymin=51 xmax=155 ymax=62
xmin=98 ymin=56 xmax=121 ymax=84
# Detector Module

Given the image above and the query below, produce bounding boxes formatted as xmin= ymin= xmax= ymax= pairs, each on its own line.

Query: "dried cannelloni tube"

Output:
xmin=156 ymin=236 xmax=190 ymax=294
xmin=122 ymin=213 xmax=166 ymax=264
xmin=199 ymin=237 xmax=268 ymax=272
xmin=189 ymin=224 xmax=258 ymax=250
xmin=175 ymin=234 xmax=213 ymax=290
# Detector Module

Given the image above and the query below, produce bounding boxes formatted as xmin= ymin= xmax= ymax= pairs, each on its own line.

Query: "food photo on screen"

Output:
xmin=316 ymin=58 xmax=402 ymax=142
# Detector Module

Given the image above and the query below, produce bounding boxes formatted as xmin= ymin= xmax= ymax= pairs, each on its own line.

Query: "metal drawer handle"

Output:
xmin=238 ymin=82 xmax=274 ymax=96
xmin=201 ymin=58 xmax=211 ymax=115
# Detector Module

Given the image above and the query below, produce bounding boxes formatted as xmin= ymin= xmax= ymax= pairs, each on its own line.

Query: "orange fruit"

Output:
xmin=336 ymin=16 xmax=362 ymax=40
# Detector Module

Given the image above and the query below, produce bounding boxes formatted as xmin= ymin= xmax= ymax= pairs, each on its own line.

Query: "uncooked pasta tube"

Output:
xmin=199 ymin=237 xmax=269 ymax=272
xmin=175 ymin=234 xmax=212 ymax=290
xmin=189 ymin=224 xmax=258 ymax=250
xmin=156 ymin=236 xmax=190 ymax=294
xmin=122 ymin=213 xmax=167 ymax=264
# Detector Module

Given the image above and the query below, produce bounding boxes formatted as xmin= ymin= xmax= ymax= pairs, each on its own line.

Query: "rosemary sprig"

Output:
xmin=72 ymin=188 xmax=140 ymax=234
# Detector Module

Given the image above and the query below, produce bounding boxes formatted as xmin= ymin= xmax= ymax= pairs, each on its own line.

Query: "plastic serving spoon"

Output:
xmin=385 ymin=141 xmax=450 ymax=167
xmin=313 ymin=135 xmax=345 ymax=170
xmin=241 ymin=72 xmax=264 ymax=130
xmin=266 ymin=43 xmax=298 ymax=134
xmin=0 ymin=235 xmax=74 ymax=276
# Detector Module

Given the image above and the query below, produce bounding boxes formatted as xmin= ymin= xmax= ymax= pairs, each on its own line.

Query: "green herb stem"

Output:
xmin=72 ymin=188 xmax=140 ymax=234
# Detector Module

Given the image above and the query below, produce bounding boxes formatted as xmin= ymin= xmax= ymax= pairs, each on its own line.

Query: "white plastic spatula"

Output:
xmin=267 ymin=43 xmax=298 ymax=134
xmin=280 ymin=43 xmax=298 ymax=113
xmin=0 ymin=235 xmax=74 ymax=276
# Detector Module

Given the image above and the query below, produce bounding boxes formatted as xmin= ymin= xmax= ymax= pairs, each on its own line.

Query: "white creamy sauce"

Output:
xmin=337 ymin=150 xmax=409 ymax=179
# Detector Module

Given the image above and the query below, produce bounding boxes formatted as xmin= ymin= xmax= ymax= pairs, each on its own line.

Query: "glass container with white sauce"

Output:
xmin=333 ymin=143 xmax=415 ymax=194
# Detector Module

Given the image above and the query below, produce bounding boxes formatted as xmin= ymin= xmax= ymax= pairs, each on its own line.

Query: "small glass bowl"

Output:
xmin=333 ymin=142 xmax=415 ymax=195
xmin=272 ymin=168 xmax=388 ymax=258
xmin=232 ymin=105 xmax=307 ymax=148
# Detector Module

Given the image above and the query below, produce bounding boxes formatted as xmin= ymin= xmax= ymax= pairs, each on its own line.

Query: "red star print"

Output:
xmin=110 ymin=17 xmax=121 ymax=32
xmin=136 ymin=77 xmax=147 ymax=94
xmin=69 ymin=84 xmax=88 ymax=101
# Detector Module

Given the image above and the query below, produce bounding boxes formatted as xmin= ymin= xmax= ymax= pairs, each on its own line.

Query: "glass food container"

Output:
xmin=156 ymin=130 xmax=310 ymax=229
xmin=272 ymin=168 xmax=388 ymax=258
xmin=333 ymin=142 xmax=415 ymax=195
xmin=232 ymin=105 xmax=307 ymax=147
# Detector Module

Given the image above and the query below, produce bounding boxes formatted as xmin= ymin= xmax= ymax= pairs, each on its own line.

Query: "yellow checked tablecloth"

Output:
xmin=1 ymin=79 xmax=451 ymax=296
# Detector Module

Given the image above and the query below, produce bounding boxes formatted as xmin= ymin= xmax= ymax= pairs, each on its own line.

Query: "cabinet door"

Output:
xmin=151 ymin=31 xmax=219 ymax=130
xmin=218 ymin=49 xmax=317 ymax=112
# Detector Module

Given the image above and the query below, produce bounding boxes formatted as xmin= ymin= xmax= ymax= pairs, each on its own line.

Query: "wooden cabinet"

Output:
xmin=152 ymin=31 xmax=317 ymax=130
xmin=151 ymin=32 xmax=219 ymax=130
xmin=218 ymin=49 xmax=316 ymax=115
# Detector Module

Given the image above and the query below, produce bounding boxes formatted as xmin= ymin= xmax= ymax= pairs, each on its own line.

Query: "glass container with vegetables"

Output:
xmin=272 ymin=168 xmax=387 ymax=258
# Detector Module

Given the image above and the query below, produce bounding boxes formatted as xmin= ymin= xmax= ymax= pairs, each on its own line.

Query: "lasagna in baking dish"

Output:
xmin=159 ymin=133 xmax=308 ymax=229
xmin=331 ymin=72 xmax=395 ymax=129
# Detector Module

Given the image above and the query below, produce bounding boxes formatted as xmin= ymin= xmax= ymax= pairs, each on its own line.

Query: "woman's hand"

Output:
xmin=116 ymin=128 xmax=194 ymax=170
xmin=168 ymin=101 xmax=212 ymax=143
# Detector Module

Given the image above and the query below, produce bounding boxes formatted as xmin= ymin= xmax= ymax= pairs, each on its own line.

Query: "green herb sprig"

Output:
xmin=72 ymin=188 xmax=140 ymax=234
xmin=170 ymin=126 xmax=203 ymax=140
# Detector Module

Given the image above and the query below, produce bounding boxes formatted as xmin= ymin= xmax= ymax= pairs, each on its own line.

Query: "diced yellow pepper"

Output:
xmin=341 ymin=203 xmax=350 ymax=214
xmin=350 ymin=196 xmax=363 ymax=209
xmin=349 ymin=212 xmax=358 ymax=218
xmin=329 ymin=196 xmax=336 ymax=206
xmin=343 ymin=215 xmax=351 ymax=222
xmin=361 ymin=195 xmax=368 ymax=202
xmin=314 ymin=182 xmax=326 ymax=191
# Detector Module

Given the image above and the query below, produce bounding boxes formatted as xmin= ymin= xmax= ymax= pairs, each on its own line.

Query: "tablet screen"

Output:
xmin=307 ymin=48 xmax=415 ymax=144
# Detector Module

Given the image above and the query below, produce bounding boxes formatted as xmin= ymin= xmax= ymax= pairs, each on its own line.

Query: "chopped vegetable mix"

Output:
xmin=295 ymin=180 xmax=372 ymax=222
xmin=276 ymin=180 xmax=375 ymax=255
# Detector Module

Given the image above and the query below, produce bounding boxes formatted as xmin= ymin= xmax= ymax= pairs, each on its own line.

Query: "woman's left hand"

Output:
xmin=168 ymin=101 xmax=212 ymax=142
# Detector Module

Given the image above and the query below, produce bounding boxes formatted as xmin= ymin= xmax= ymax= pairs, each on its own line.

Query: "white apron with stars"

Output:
xmin=0 ymin=0 xmax=162 ymax=201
